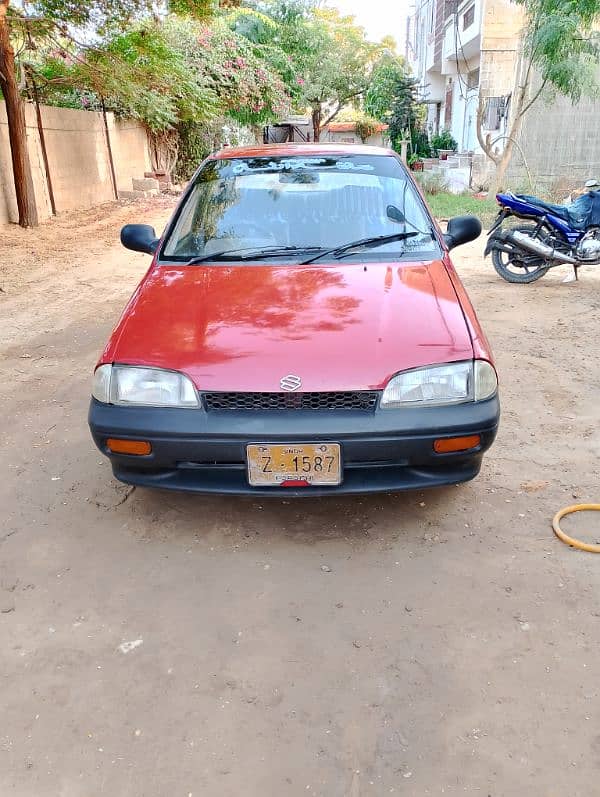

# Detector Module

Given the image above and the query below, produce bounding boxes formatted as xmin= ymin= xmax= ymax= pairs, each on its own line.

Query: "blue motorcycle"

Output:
xmin=484 ymin=189 xmax=600 ymax=283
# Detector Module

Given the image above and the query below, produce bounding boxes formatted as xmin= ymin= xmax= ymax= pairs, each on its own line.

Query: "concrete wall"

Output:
xmin=474 ymin=54 xmax=600 ymax=190
xmin=0 ymin=101 xmax=151 ymax=225
xmin=508 ymin=89 xmax=600 ymax=190
xmin=0 ymin=103 xmax=50 ymax=224
xmin=323 ymin=129 xmax=388 ymax=148
xmin=110 ymin=117 xmax=153 ymax=194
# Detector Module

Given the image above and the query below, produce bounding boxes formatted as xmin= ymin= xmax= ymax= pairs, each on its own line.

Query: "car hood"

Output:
xmin=102 ymin=260 xmax=474 ymax=392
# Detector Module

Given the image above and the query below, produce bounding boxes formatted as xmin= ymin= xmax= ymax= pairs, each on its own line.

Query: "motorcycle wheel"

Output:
xmin=491 ymin=225 xmax=550 ymax=283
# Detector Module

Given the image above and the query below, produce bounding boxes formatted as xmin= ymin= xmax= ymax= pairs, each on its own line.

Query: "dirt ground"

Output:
xmin=1 ymin=198 xmax=600 ymax=797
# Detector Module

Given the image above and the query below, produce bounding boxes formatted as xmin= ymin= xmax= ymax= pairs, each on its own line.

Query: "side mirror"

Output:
xmin=386 ymin=204 xmax=406 ymax=224
xmin=121 ymin=224 xmax=159 ymax=255
xmin=444 ymin=215 xmax=482 ymax=250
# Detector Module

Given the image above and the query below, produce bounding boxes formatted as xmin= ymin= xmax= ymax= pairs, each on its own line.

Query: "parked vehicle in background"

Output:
xmin=485 ymin=188 xmax=600 ymax=283
xmin=89 ymin=144 xmax=499 ymax=496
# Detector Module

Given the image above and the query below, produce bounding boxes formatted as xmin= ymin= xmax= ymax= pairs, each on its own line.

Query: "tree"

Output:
xmin=295 ymin=8 xmax=377 ymax=141
xmin=238 ymin=1 xmax=377 ymax=141
xmin=222 ymin=4 xmax=305 ymax=103
xmin=0 ymin=0 xmax=214 ymax=227
xmin=35 ymin=14 xmax=289 ymax=178
xmin=0 ymin=1 xmax=38 ymax=226
xmin=478 ymin=0 xmax=600 ymax=192
xmin=364 ymin=51 xmax=424 ymax=153
xmin=364 ymin=51 xmax=408 ymax=122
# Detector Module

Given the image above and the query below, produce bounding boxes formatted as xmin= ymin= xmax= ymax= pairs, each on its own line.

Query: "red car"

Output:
xmin=89 ymin=144 xmax=499 ymax=495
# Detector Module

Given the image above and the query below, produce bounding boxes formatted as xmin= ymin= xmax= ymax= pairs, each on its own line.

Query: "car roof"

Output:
xmin=210 ymin=143 xmax=396 ymax=160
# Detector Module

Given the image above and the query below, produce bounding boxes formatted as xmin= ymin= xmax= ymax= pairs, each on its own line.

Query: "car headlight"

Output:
xmin=381 ymin=360 xmax=497 ymax=408
xmin=473 ymin=360 xmax=498 ymax=401
xmin=92 ymin=364 xmax=198 ymax=408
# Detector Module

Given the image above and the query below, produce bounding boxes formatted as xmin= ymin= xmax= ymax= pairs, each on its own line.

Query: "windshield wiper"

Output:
xmin=300 ymin=232 xmax=421 ymax=265
xmin=180 ymin=246 xmax=324 ymax=265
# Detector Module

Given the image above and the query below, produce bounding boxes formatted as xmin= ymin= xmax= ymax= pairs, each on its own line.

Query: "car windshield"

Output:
xmin=161 ymin=153 xmax=438 ymax=262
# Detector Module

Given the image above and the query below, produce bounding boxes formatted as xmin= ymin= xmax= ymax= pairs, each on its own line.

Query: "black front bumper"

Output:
xmin=88 ymin=397 xmax=500 ymax=496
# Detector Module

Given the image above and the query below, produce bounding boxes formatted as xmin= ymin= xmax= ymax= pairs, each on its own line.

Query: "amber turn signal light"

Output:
xmin=107 ymin=438 xmax=152 ymax=456
xmin=434 ymin=435 xmax=481 ymax=454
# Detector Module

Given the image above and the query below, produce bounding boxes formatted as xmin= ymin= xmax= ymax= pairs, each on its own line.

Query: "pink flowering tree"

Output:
xmin=35 ymin=14 xmax=291 ymax=176
xmin=226 ymin=3 xmax=378 ymax=141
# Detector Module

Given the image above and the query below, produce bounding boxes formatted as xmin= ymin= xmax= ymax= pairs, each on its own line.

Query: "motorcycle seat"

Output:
xmin=514 ymin=194 xmax=572 ymax=221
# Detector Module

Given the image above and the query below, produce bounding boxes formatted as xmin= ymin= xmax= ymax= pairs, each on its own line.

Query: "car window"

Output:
xmin=162 ymin=154 xmax=438 ymax=261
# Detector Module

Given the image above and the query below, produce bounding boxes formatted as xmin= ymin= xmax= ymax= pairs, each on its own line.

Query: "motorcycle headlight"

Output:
xmin=381 ymin=360 xmax=497 ymax=408
xmin=92 ymin=364 xmax=199 ymax=408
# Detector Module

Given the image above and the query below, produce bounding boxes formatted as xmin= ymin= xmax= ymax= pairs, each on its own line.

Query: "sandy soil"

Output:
xmin=1 ymin=198 xmax=600 ymax=796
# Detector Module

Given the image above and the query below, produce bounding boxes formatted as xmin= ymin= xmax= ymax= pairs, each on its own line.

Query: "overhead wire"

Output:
xmin=453 ymin=4 xmax=477 ymax=100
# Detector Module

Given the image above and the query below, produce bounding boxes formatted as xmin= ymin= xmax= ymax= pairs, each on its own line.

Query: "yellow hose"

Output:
xmin=552 ymin=504 xmax=600 ymax=553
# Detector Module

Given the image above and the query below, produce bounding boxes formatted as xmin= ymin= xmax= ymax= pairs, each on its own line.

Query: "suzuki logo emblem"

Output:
xmin=280 ymin=374 xmax=302 ymax=392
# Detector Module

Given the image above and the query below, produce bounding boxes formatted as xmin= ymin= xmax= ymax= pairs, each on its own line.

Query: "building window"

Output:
xmin=483 ymin=96 xmax=508 ymax=130
xmin=444 ymin=0 xmax=458 ymax=17
xmin=467 ymin=68 xmax=480 ymax=89
xmin=463 ymin=4 xmax=475 ymax=29
xmin=444 ymin=80 xmax=454 ymax=128
xmin=429 ymin=0 xmax=435 ymax=33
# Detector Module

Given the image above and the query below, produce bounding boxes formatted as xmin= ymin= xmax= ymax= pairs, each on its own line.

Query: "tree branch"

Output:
xmin=520 ymin=54 xmax=534 ymax=96
xmin=320 ymin=87 xmax=365 ymax=126
xmin=518 ymin=77 xmax=548 ymax=118
xmin=476 ymin=97 xmax=500 ymax=164
xmin=323 ymin=102 xmax=342 ymax=128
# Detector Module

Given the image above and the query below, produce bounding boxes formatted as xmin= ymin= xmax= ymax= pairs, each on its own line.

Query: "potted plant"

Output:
xmin=408 ymin=153 xmax=424 ymax=171
xmin=431 ymin=129 xmax=458 ymax=159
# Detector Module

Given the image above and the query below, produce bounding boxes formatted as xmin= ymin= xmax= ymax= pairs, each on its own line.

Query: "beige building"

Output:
xmin=406 ymin=0 xmax=600 ymax=190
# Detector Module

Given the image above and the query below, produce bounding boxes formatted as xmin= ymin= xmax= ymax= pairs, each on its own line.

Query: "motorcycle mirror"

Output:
xmin=444 ymin=215 xmax=482 ymax=250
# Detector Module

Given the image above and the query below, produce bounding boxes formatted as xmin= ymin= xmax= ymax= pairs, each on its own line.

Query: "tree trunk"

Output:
xmin=475 ymin=97 xmax=500 ymax=168
xmin=311 ymin=105 xmax=321 ymax=143
xmin=488 ymin=136 xmax=515 ymax=196
xmin=487 ymin=89 xmax=527 ymax=196
xmin=478 ymin=45 xmax=533 ymax=196
xmin=0 ymin=2 xmax=38 ymax=227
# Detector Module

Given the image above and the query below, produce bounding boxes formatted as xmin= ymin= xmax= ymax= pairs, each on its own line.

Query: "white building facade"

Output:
xmin=406 ymin=0 xmax=521 ymax=157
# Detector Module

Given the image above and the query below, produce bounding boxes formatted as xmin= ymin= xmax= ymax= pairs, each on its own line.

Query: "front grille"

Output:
xmin=202 ymin=391 xmax=380 ymax=412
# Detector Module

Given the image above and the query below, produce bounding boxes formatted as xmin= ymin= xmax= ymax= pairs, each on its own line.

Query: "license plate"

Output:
xmin=247 ymin=443 xmax=342 ymax=487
